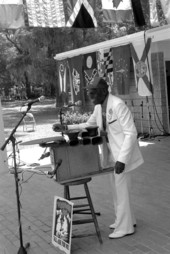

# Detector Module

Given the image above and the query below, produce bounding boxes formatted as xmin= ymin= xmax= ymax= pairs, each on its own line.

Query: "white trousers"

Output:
xmin=110 ymin=171 xmax=136 ymax=234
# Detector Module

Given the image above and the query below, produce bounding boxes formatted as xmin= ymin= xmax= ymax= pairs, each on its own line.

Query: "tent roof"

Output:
xmin=146 ymin=24 xmax=170 ymax=42
xmin=54 ymin=24 xmax=170 ymax=61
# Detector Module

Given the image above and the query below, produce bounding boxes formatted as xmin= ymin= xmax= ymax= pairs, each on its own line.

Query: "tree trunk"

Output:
xmin=24 ymin=71 xmax=31 ymax=98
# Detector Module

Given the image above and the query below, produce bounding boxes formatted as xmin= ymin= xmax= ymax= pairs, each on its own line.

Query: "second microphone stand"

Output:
xmin=1 ymin=105 xmax=32 ymax=254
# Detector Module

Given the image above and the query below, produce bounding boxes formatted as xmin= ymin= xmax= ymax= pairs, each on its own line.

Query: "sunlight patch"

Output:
xmin=139 ymin=141 xmax=155 ymax=147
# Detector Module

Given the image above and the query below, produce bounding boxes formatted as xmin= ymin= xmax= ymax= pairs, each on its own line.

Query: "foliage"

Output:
xmin=0 ymin=0 xmax=168 ymax=100
xmin=0 ymin=33 xmax=13 ymax=88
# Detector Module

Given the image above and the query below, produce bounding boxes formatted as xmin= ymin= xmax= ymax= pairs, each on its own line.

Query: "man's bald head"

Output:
xmin=88 ymin=77 xmax=109 ymax=105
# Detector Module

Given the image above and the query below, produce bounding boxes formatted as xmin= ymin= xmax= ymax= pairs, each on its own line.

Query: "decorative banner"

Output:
xmin=160 ymin=0 xmax=170 ymax=24
xmin=52 ymin=196 xmax=73 ymax=254
xmin=0 ymin=0 xmax=25 ymax=29
xmin=83 ymin=52 xmax=98 ymax=87
xmin=97 ymin=49 xmax=105 ymax=78
xmin=149 ymin=0 xmax=159 ymax=27
xmin=103 ymin=48 xmax=113 ymax=78
xmin=58 ymin=60 xmax=67 ymax=94
xmin=58 ymin=59 xmax=68 ymax=105
xmin=130 ymin=38 xmax=153 ymax=97
xmin=68 ymin=55 xmax=84 ymax=102
xmin=131 ymin=0 xmax=146 ymax=27
xmin=151 ymin=52 xmax=164 ymax=89
xmin=97 ymin=48 xmax=114 ymax=92
xmin=112 ymin=45 xmax=131 ymax=95
xmin=25 ymin=0 xmax=65 ymax=27
xmin=101 ymin=0 xmax=133 ymax=23
xmin=65 ymin=0 xmax=97 ymax=28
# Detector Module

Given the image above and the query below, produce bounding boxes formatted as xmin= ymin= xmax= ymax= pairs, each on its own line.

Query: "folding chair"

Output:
xmin=23 ymin=113 xmax=36 ymax=132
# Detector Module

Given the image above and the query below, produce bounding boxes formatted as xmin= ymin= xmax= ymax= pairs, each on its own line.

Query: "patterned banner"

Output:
xmin=131 ymin=0 xmax=146 ymax=27
xmin=112 ymin=45 xmax=131 ymax=95
xmin=58 ymin=59 xmax=68 ymax=106
xmin=83 ymin=52 xmax=98 ymax=88
xmin=68 ymin=55 xmax=84 ymax=102
xmin=130 ymin=38 xmax=153 ymax=96
xmin=83 ymin=52 xmax=99 ymax=94
xmin=82 ymin=52 xmax=98 ymax=102
xmin=65 ymin=0 xmax=97 ymax=28
xmin=0 ymin=0 xmax=25 ymax=29
xmin=160 ymin=0 xmax=170 ymax=24
xmin=97 ymin=48 xmax=114 ymax=92
xmin=149 ymin=0 xmax=159 ymax=27
xmin=101 ymin=0 xmax=133 ymax=23
xmin=97 ymin=49 xmax=105 ymax=78
xmin=25 ymin=0 xmax=65 ymax=27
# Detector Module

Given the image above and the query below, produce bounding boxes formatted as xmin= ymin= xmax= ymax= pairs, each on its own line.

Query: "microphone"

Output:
xmin=38 ymin=152 xmax=50 ymax=160
xmin=66 ymin=100 xmax=82 ymax=107
xmin=45 ymin=159 xmax=62 ymax=176
xmin=25 ymin=96 xmax=45 ymax=107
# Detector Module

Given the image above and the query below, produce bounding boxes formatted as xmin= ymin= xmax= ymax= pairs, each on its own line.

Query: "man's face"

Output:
xmin=88 ymin=88 xmax=107 ymax=105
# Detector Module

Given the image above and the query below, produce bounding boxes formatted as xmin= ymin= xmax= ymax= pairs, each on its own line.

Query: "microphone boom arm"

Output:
xmin=0 ymin=100 xmax=32 ymax=253
xmin=1 ymin=105 xmax=31 ymax=151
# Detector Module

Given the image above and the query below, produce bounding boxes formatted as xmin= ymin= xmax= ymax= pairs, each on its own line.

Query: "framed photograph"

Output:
xmin=52 ymin=196 xmax=73 ymax=254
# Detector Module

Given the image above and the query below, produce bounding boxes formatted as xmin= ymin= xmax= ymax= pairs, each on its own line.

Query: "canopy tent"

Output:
xmin=54 ymin=24 xmax=170 ymax=135
xmin=54 ymin=31 xmax=144 ymax=61
xmin=54 ymin=24 xmax=170 ymax=97
xmin=54 ymin=24 xmax=170 ymax=61
xmin=146 ymin=24 xmax=170 ymax=42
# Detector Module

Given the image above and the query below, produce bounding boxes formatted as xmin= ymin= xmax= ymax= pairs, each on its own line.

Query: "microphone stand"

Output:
xmin=1 ymin=105 xmax=32 ymax=254
xmin=59 ymin=107 xmax=65 ymax=136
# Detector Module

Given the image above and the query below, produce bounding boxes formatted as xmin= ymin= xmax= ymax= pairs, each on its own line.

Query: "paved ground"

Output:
xmin=0 ymin=100 xmax=170 ymax=254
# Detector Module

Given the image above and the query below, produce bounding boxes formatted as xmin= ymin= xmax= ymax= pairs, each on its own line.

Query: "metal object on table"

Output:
xmin=49 ymin=138 xmax=114 ymax=184
xmin=21 ymin=135 xmax=114 ymax=183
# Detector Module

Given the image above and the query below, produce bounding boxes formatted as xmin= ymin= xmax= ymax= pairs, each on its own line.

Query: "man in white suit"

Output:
xmin=53 ymin=77 xmax=144 ymax=239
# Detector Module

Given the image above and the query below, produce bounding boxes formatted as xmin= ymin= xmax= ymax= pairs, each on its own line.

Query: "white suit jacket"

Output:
xmin=68 ymin=94 xmax=144 ymax=172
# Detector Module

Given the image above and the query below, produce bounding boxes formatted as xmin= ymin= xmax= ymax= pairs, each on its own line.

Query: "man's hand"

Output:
xmin=52 ymin=123 xmax=67 ymax=132
xmin=115 ymin=161 xmax=125 ymax=174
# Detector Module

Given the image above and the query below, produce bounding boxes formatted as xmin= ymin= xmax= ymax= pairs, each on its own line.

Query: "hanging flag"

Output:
xmin=25 ymin=0 xmax=65 ymax=27
xmin=112 ymin=45 xmax=131 ymax=95
xmin=131 ymin=0 xmax=146 ymax=27
xmin=97 ymin=48 xmax=114 ymax=92
xmin=57 ymin=59 xmax=68 ymax=106
xmin=65 ymin=0 xmax=97 ymax=28
xmin=97 ymin=49 xmax=105 ymax=78
xmin=83 ymin=52 xmax=98 ymax=87
xmin=83 ymin=52 xmax=98 ymax=101
xmin=149 ymin=0 xmax=159 ymax=27
xmin=103 ymin=48 xmax=113 ymax=78
xmin=130 ymin=38 xmax=153 ymax=97
xmin=68 ymin=55 xmax=84 ymax=102
xmin=159 ymin=0 xmax=170 ymax=24
xmin=101 ymin=0 xmax=133 ymax=23
xmin=0 ymin=0 xmax=25 ymax=29
xmin=97 ymin=49 xmax=113 ymax=77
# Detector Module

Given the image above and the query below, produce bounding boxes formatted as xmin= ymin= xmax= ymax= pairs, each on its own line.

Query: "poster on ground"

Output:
xmin=52 ymin=196 xmax=73 ymax=254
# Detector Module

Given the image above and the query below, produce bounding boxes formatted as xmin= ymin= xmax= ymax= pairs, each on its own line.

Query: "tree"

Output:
xmin=0 ymin=33 xmax=14 ymax=91
xmin=0 ymin=0 xmax=167 ymax=102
